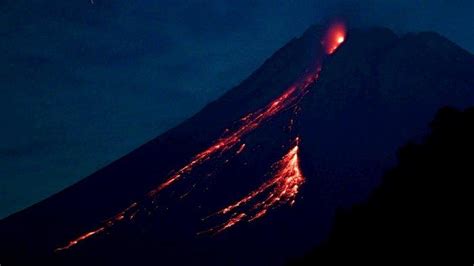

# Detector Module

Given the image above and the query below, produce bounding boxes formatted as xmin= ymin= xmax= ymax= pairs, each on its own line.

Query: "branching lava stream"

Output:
xmin=201 ymin=137 xmax=304 ymax=234
xmin=55 ymin=22 xmax=346 ymax=252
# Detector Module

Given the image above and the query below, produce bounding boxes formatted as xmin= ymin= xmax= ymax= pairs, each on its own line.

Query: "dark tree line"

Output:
xmin=291 ymin=106 xmax=473 ymax=265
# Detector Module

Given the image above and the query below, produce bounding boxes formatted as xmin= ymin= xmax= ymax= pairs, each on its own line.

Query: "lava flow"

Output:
xmin=55 ymin=22 xmax=346 ymax=251
xmin=322 ymin=21 xmax=347 ymax=54
xmin=146 ymin=66 xmax=321 ymax=198
xmin=202 ymin=138 xmax=304 ymax=234
xmin=55 ymin=202 xmax=139 ymax=252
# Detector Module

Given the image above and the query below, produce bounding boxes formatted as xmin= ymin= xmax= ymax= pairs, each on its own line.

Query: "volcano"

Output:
xmin=1 ymin=24 xmax=473 ymax=265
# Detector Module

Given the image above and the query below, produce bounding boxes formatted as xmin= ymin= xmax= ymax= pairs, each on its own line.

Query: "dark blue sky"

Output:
xmin=1 ymin=0 xmax=473 ymax=218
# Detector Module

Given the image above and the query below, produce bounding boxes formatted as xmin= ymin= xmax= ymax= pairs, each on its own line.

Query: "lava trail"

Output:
xmin=56 ymin=63 xmax=321 ymax=251
xmin=55 ymin=22 xmax=346 ymax=251
xmin=322 ymin=21 xmax=346 ymax=55
xmin=146 ymin=65 xmax=321 ymax=198
xmin=55 ymin=202 xmax=139 ymax=252
xmin=202 ymin=137 xmax=304 ymax=234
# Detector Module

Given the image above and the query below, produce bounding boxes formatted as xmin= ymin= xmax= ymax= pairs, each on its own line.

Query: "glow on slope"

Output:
xmin=146 ymin=68 xmax=320 ymax=198
xmin=202 ymin=138 xmax=304 ymax=234
xmin=55 ymin=202 xmax=138 ymax=252
xmin=322 ymin=21 xmax=347 ymax=54
xmin=55 ymin=21 xmax=346 ymax=251
xmin=55 ymin=65 xmax=319 ymax=251
xmin=55 ymin=68 xmax=319 ymax=252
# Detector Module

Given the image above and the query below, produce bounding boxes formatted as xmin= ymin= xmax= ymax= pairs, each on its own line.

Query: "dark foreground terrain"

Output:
xmin=292 ymin=106 xmax=473 ymax=265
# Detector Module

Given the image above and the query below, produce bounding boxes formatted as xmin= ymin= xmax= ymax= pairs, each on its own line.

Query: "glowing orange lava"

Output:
xmin=236 ymin=143 xmax=246 ymax=155
xmin=55 ymin=202 xmax=139 ymax=251
xmin=322 ymin=21 xmax=347 ymax=54
xmin=146 ymin=65 xmax=320 ymax=198
xmin=55 ymin=66 xmax=319 ymax=251
xmin=55 ymin=227 xmax=105 ymax=252
xmin=202 ymin=138 xmax=305 ymax=234
xmin=55 ymin=21 xmax=345 ymax=251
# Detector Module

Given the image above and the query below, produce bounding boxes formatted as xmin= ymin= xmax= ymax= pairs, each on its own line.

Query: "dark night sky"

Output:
xmin=1 ymin=0 xmax=473 ymax=218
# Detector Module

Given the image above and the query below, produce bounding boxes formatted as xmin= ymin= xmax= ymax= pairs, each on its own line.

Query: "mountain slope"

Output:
xmin=1 ymin=25 xmax=473 ymax=265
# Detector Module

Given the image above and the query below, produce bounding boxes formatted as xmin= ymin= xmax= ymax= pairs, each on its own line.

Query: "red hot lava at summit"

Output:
xmin=55 ymin=22 xmax=346 ymax=251
xmin=322 ymin=21 xmax=347 ymax=54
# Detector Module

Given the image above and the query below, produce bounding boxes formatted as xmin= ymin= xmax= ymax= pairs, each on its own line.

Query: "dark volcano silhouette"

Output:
xmin=1 ymin=25 xmax=473 ymax=266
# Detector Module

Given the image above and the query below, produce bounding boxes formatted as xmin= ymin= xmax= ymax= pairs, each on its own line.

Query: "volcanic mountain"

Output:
xmin=1 ymin=24 xmax=473 ymax=265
